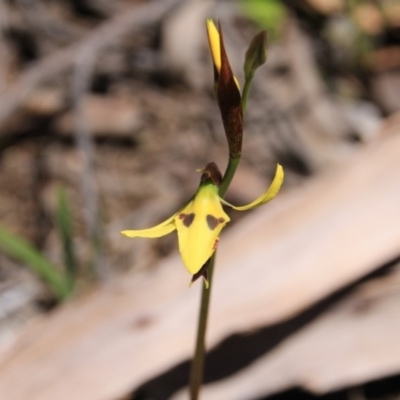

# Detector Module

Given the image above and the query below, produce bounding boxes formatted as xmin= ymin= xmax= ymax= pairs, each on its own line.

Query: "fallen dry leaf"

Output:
xmin=173 ymin=267 xmax=400 ymax=399
xmin=1 ymin=130 xmax=400 ymax=400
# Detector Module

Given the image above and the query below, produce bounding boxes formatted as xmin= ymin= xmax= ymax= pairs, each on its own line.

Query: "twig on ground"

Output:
xmin=15 ymin=0 xmax=86 ymax=42
xmin=72 ymin=41 xmax=106 ymax=280
xmin=0 ymin=0 xmax=183 ymax=128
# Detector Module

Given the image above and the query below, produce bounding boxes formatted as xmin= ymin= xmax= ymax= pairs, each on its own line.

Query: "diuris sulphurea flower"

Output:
xmin=121 ymin=162 xmax=284 ymax=286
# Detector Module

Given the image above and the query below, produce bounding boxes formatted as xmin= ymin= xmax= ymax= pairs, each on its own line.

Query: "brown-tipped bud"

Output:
xmin=200 ymin=162 xmax=223 ymax=186
xmin=244 ymin=31 xmax=268 ymax=80
xmin=217 ymin=22 xmax=243 ymax=159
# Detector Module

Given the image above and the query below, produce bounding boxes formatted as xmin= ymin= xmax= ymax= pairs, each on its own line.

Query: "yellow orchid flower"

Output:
xmin=121 ymin=162 xmax=284 ymax=285
xmin=206 ymin=19 xmax=240 ymax=90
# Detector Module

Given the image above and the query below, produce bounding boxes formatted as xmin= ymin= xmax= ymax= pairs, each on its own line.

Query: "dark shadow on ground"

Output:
xmin=131 ymin=256 xmax=400 ymax=400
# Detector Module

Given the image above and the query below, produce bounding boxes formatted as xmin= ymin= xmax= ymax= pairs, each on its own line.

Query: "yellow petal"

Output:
xmin=176 ymin=183 xmax=230 ymax=274
xmin=206 ymin=19 xmax=221 ymax=72
xmin=121 ymin=213 xmax=177 ymax=238
xmin=222 ymin=164 xmax=284 ymax=211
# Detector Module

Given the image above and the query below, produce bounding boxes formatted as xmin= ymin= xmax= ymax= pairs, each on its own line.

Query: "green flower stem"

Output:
xmin=241 ymin=75 xmax=254 ymax=115
xmin=189 ymin=255 xmax=215 ymax=400
xmin=189 ymin=155 xmax=240 ymax=400
xmin=219 ymin=157 xmax=241 ymax=197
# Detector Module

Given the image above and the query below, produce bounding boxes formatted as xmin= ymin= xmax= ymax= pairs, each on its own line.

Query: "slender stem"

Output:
xmin=241 ymin=75 xmax=253 ymax=115
xmin=219 ymin=157 xmax=241 ymax=197
xmin=189 ymin=156 xmax=241 ymax=400
xmin=189 ymin=255 xmax=215 ymax=400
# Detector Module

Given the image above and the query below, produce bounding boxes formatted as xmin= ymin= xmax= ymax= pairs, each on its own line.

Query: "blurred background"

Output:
xmin=0 ymin=0 xmax=400 ymax=399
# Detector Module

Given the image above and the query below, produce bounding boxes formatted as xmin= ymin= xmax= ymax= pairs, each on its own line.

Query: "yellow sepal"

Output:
xmin=121 ymin=183 xmax=230 ymax=276
xmin=176 ymin=183 xmax=230 ymax=274
xmin=221 ymin=164 xmax=284 ymax=211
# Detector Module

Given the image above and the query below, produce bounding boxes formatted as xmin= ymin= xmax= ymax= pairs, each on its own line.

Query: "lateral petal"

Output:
xmin=222 ymin=164 xmax=284 ymax=211
xmin=121 ymin=213 xmax=177 ymax=238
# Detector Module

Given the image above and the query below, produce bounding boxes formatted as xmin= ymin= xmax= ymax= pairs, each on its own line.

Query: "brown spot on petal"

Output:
xmin=207 ymin=215 xmax=224 ymax=230
xmin=179 ymin=213 xmax=195 ymax=227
